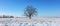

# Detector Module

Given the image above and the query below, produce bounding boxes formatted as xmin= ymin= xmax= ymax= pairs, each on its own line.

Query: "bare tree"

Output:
xmin=24 ymin=5 xmax=37 ymax=19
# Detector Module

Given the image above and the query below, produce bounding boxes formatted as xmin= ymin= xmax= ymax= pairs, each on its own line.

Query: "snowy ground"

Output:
xmin=0 ymin=21 xmax=60 ymax=26
xmin=0 ymin=18 xmax=60 ymax=26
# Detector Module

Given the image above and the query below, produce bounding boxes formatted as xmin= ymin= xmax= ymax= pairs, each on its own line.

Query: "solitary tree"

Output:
xmin=24 ymin=5 xmax=37 ymax=19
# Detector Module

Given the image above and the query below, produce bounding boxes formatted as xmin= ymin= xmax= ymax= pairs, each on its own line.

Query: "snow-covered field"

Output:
xmin=0 ymin=18 xmax=60 ymax=26
xmin=0 ymin=21 xmax=60 ymax=26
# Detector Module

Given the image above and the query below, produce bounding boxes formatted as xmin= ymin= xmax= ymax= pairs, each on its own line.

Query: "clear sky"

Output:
xmin=0 ymin=0 xmax=60 ymax=17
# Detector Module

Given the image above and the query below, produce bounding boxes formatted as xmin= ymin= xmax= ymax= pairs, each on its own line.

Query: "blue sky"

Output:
xmin=0 ymin=0 xmax=60 ymax=17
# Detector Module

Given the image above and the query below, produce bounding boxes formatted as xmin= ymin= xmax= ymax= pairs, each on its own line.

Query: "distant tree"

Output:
xmin=3 ymin=15 xmax=9 ymax=18
xmin=0 ymin=16 xmax=2 ymax=18
xmin=24 ymin=5 xmax=37 ymax=19
xmin=3 ymin=15 xmax=14 ymax=18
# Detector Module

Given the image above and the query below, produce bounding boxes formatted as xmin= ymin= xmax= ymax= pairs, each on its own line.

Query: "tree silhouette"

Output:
xmin=24 ymin=5 xmax=37 ymax=19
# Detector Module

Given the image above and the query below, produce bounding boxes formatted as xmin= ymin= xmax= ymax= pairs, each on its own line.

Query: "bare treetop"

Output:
xmin=24 ymin=5 xmax=37 ymax=19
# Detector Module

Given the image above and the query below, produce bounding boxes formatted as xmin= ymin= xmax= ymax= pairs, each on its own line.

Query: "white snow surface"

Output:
xmin=0 ymin=22 xmax=60 ymax=26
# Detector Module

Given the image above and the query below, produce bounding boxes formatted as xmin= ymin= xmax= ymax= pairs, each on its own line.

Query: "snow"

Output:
xmin=0 ymin=22 xmax=60 ymax=26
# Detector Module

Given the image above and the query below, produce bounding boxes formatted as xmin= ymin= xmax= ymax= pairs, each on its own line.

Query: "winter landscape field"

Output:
xmin=0 ymin=18 xmax=60 ymax=26
xmin=0 ymin=0 xmax=60 ymax=26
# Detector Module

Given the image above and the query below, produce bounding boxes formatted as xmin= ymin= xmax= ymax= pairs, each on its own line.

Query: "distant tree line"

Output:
xmin=0 ymin=15 xmax=14 ymax=18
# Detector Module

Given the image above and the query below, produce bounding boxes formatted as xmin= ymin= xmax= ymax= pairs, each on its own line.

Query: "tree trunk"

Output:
xmin=29 ymin=16 xmax=31 ymax=19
